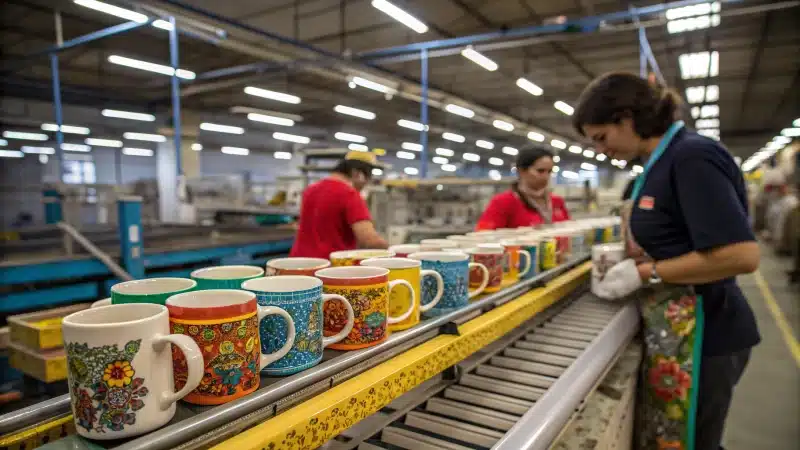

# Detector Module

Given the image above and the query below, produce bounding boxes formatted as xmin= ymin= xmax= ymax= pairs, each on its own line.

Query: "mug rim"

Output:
xmin=408 ymin=251 xmax=469 ymax=262
xmin=419 ymin=239 xmax=459 ymax=247
xmin=241 ymin=275 xmax=322 ymax=292
xmin=190 ymin=265 xmax=264 ymax=280
xmin=315 ymin=266 xmax=390 ymax=279
xmin=63 ymin=303 xmax=166 ymax=328
xmin=329 ymin=249 xmax=395 ymax=260
xmin=166 ymin=289 xmax=257 ymax=321
xmin=388 ymin=244 xmax=421 ymax=252
xmin=361 ymin=257 xmax=421 ymax=269
xmin=267 ymin=257 xmax=331 ymax=270
xmin=111 ymin=277 xmax=197 ymax=296
xmin=465 ymin=244 xmax=504 ymax=255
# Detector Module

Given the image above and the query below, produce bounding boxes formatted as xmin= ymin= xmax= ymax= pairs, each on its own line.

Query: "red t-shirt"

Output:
xmin=290 ymin=178 xmax=372 ymax=258
xmin=476 ymin=190 xmax=570 ymax=230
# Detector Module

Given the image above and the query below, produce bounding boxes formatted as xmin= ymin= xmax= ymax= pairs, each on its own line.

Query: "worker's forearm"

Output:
xmin=359 ymin=235 xmax=388 ymax=249
xmin=638 ymin=241 xmax=760 ymax=285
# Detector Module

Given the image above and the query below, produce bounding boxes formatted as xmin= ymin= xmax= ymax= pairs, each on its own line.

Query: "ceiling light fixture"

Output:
xmin=695 ymin=118 xmax=720 ymax=128
xmin=61 ymin=143 xmax=91 ymax=152
xmin=191 ymin=143 xmax=203 ymax=151
xmin=3 ymin=131 xmax=49 ymax=141
xmin=199 ymin=122 xmax=245 ymax=134
xmin=85 ymin=138 xmax=122 ymax=147
xmin=561 ymin=171 xmax=579 ymax=179
xmin=247 ymin=113 xmax=295 ymax=127
xmin=397 ymin=151 xmax=415 ymax=160
xmin=502 ymin=146 xmax=518 ymax=156
xmin=21 ymin=146 xmax=55 ymax=154
xmin=244 ymin=86 xmax=301 ymax=104
xmin=432 ymin=156 xmax=448 ymax=164
xmin=568 ymin=145 xmax=582 ymax=154
xmin=583 ymin=149 xmax=595 ymax=158
xmin=123 ymin=132 xmax=166 ymax=142
xmin=678 ymin=51 xmax=719 ymax=79
xmin=697 ymin=128 xmax=720 ymax=140
xmin=581 ymin=162 xmax=597 ymax=171
xmin=108 ymin=55 xmax=195 ymax=80
xmin=334 ymin=132 xmax=367 ymax=143
xmin=74 ymin=0 xmax=148 ymax=23
xmin=221 ymin=146 xmax=249 ymax=156
xmin=334 ymin=105 xmax=376 ymax=120
xmin=371 ymin=0 xmax=428 ymax=33
xmin=488 ymin=169 xmax=502 ymax=181
xmin=0 ymin=150 xmax=24 ymax=158
xmin=122 ymin=147 xmax=154 ymax=157
xmin=445 ymin=104 xmax=475 ymax=118
xmin=397 ymin=119 xmax=426 ymax=131
xmin=492 ymin=119 xmax=514 ymax=131
xmin=596 ymin=154 xmax=607 ymax=161
xmin=436 ymin=147 xmax=454 ymax=157
xmin=442 ymin=132 xmax=465 ymax=143
xmin=274 ymin=151 xmax=292 ymax=160
xmin=516 ymin=78 xmax=543 ymax=96
xmin=404 ymin=167 xmax=419 ymax=175
xmin=402 ymin=142 xmax=423 ymax=152
xmin=527 ymin=131 xmax=545 ymax=142
xmin=273 ymin=132 xmax=310 ymax=144
xmin=372 ymin=168 xmax=384 ymax=176
xmin=554 ymin=101 xmax=574 ymax=115
xmin=461 ymin=46 xmax=498 ymax=71
xmin=349 ymin=76 xmax=395 ymax=94
xmin=476 ymin=140 xmax=494 ymax=149
xmin=441 ymin=164 xmax=457 ymax=172
xmin=489 ymin=157 xmax=503 ymax=166
xmin=41 ymin=123 xmax=90 ymax=135
xmin=463 ymin=152 xmax=480 ymax=162
xmin=685 ymin=85 xmax=719 ymax=104
xmin=633 ymin=165 xmax=644 ymax=173
xmin=101 ymin=109 xmax=155 ymax=121
xmin=781 ymin=127 xmax=800 ymax=137
xmin=348 ymin=143 xmax=369 ymax=152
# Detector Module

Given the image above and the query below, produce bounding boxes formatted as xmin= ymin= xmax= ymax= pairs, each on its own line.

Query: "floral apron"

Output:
xmin=624 ymin=121 xmax=705 ymax=450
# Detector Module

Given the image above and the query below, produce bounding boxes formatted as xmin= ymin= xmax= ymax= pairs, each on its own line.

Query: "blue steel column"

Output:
xmin=50 ymin=53 xmax=65 ymax=180
xmin=43 ymin=189 xmax=63 ymax=224
xmin=117 ymin=196 xmax=145 ymax=279
xmin=639 ymin=32 xmax=647 ymax=78
xmin=168 ymin=16 xmax=183 ymax=176
xmin=420 ymin=49 xmax=429 ymax=179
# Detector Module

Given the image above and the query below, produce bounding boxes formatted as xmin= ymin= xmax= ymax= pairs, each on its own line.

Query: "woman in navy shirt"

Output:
xmin=574 ymin=73 xmax=760 ymax=450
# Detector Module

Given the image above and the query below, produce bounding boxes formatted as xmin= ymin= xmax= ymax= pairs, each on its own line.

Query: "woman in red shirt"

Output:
xmin=476 ymin=146 xmax=570 ymax=230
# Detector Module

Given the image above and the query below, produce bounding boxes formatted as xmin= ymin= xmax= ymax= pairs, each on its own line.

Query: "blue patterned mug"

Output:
xmin=241 ymin=276 xmax=354 ymax=376
xmin=408 ymin=251 xmax=488 ymax=318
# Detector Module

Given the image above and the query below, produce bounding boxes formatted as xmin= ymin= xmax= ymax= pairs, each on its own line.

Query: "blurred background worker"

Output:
xmin=290 ymin=151 xmax=388 ymax=258
xmin=475 ymin=146 xmax=571 ymax=230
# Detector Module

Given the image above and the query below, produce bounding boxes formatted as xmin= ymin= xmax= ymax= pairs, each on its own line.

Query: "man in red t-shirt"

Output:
xmin=290 ymin=152 xmax=388 ymax=258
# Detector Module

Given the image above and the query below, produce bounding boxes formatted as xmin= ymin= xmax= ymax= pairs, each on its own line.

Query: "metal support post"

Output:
xmin=169 ymin=15 xmax=183 ymax=176
xmin=50 ymin=54 xmax=65 ymax=180
xmin=117 ymin=196 xmax=145 ymax=279
xmin=420 ymin=49 xmax=429 ymax=179
xmin=42 ymin=189 xmax=63 ymax=224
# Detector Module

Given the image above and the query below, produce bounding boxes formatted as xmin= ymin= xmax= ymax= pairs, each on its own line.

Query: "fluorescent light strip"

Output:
xmin=581 ymin=162 xmax=597 ymax=171
xmin=3 ymin=131 xmax=49 ymax=141
xmin=502 ymin=146 xmax=518 ymax=156
xmin=191 ymin=143 xmax=203 ymax=151
xmin=553 ymin=166 xmax=560 ymax=172
xmin=247 ymin=113 xmax=294 ymax=127
xmin=372 ymin=168 xmax=384 ymax=176
xmin=0 ymin=150 xmax=24 ymax=158
xmin=274 ymin=151 xmax=292 ymax=160
xmin=122 ymin=147 xmax=154 ymax=156
xmin=334 ymin=132 xmax=367 ymax=143
xmin=85 ymin=138 xmax=122 ymax=147
xmin=397 ymin=119 xmax=426 ymax=131
xmin=781 ymin=128 xmax=800 ymax=137
xmin=74 ymin=0 xmax=148 ymax=23
xmin=244 ymin=86 xmax=301 ymax=104
xmin=221 ymin=146 xmax=249 ymax=156
xmin=463 ymin=152 xmax=480 ymax=162
xmin=22 ymin=146 xmax=55 ymax=154
xmin=527 ymin=131 xmax=545 ymax=142
xmin=685 ymin=85 xmax=719 ymax=104
xmin=516 ymin=77 xmax=543 ymax=96
xmin=404 ymin=167 xmax=419 ymax=175
xmin=436 ymin=147 xmax=454 ymax=157
xmin=273 ymin=132 xmax=310 ymax=144
xmin=334 ymin=105 xmax=376 ymax=120
xmin=632 ymin=165 xmax=644 ymax=173
xmin=101 ymin=109 xmax=155 ymax=122
xmin=562 ymin=171 xmax=579 ymax=179
xmin=568 ymin=145 xmax=582 ymax=154
xmin=442 ymin=132 xmax=465 ymax=143
xmin=445 ymin=104 xmax=475 ymax=118
xmin=553 ymin=155 xmax=560 ymax=162
xmin=489 ymin=170 xmax=502 ymax=181
xmin=492 ymin=119 xmax=514 ymax=131
xmin=667 ymin=14 xmax=720 ymax=34
xmin=0 ymin=139 xmax=6 ymax=146
xmin=583 ymin=149 xmax=595 ymax=158
xmin=461 ymin=47 xmax=498 ymax=71
xmin=441 ymin=164 xmax=457 ymax=172
xmin=551 ymin=139 xmax=567 ymax=150
xmin=679 ymin=51 xmax=719 ymax=79
xmin=476 ymin=140 xmax=494 ymax=150
xmin=62 ymin=143 xmax=91 ymax=152
xmin=108 ymin=55 xmax=195 ymax=80
xmin=41 ymin=123 xmax=90 ymax=135
xmin=200 ymin=122 xmax=245 ymax=134
xmin=350 ymin=76 xmax=394 ymax=94
xmin=489 ymin=157 xmax=503 ymax=166
xmin=347 ymin=143 xmax=368 ymax=152
xmin=554 ymin=101 xmax=574 ymax=115
xmin=152 ymin=19 xmax=173 ymax=30
xmin=123 ymin=132 xmax=166 ymax=142
xmin=371 ymin=0 xmax=428 ymax=33
xmin=397 ymin=151 xmax=415 ymax=160
xmin=402 ymin=142 xmax=423 ymax=152
xmin=695 ymin=118 xmax=720 ymax=128
xmin=697 ymin=129 xmax=720 ymax=140
xmin=432 ymin=156 xmax=448 ymax=164
xmin=596 ymin=154 xmax=607 ymax=161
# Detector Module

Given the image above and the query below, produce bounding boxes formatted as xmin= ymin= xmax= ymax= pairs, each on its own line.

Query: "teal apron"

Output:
xmin=624 ymin=121 xmax=705 ymax=450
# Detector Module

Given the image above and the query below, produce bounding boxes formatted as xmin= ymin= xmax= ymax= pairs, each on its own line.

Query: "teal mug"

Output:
xmin=191 ymin=265 xmax=265 ymax=290
xmin=94 ymin=277 xmax=198 ymax=307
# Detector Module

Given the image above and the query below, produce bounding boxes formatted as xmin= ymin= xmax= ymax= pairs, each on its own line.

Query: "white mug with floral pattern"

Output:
xmin=61 ymin=303 xmax=204 ymax=440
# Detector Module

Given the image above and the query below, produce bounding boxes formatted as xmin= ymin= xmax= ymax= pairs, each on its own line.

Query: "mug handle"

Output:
xmin=467 ymin=263 xmax=489 ymax=298
xmin=517 ymin=250 xmax=532 ymax=277
xmin=153 ymin=334 xmax=204 ymax=410
xmin=256 ymin=306 xmax=297 ymax=369
xmin=387 ymin=279 xmax=415 ymax=324
xmin=321 ymin=294 xmax=355 ymax=347
xmin=419 ymin=270 xmax=444 ymax=312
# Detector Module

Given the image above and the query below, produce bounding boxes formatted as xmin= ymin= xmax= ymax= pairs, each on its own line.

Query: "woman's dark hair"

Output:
xmin=333 ymin=158 xmax=374 ymax=179
xmin=516 ymin=146 xmax=554 ymax=170
xmin=572 ymin=72 xmax=682 ymax=138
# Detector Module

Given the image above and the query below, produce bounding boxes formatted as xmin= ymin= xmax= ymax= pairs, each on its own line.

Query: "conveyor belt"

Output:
xmin=322 ymin=297 xmax=635 ymax=450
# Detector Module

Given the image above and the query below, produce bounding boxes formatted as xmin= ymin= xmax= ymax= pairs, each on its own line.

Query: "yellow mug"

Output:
xmin=329 ymin=249 xmax=395 ymax=267
xmin=361 ymin=258 xmax=444 ymax=331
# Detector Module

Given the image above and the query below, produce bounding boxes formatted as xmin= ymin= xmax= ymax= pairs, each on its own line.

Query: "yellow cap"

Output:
xmin=345 ymin=151 xmax=381 ymax=167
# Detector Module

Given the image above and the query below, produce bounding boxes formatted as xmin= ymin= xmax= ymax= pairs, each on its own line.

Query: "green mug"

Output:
xmin=96 ymin=278 xmax=198 ymax=307
xmin=190 ymin=265 xmax=265 ymax=290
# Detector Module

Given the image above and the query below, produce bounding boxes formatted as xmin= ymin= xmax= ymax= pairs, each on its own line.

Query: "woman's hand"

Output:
xmin=593 ymin=259 xmax=644 ymax=300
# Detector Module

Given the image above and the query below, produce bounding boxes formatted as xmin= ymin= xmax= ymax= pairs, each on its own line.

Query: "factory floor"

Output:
xmin=724 ymin=245 xmax=800 ymax=450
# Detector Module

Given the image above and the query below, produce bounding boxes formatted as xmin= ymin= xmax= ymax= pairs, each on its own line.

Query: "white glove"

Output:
xmin=593 ymin=259 xmax=643 ymax=300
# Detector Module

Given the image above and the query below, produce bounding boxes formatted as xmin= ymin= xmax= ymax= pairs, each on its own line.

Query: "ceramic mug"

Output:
xmin=241 ymin=276 xmax=355 ymax=376
xmin=419 ymin=239 xmax=460 ymax=250
xmin=498 ymin=240 xmax=533 ymax=281
xmin=465 ymin=245 xmax=504 ymax=293
xmin=446 ymin=235 xmax=484 ymax=249
xmin=408 ymin=251 xmax=489 ymax=318
xmin=315 ymin=266 xmax=415 ymax=350
xmin=388 ymin=244 xmax=421 ymax=258
xmin=190 ymin=266 xmax=264 ymax=290
xmin=591 ymin=243 xmax=626 ymax=296
xmin=62 ymin=303 xmax=204 ymax=440
xmin=94 ymin=278 xmax=198 ymax=307
xmin=329 ymin=249 xmax=395 ymax=267
xmin=361 ymin=258 xmax=444 ymax=331
xmin=516 ymin=237 xmax=541 ymax=280
xmin=266 ymin=257 xmax=331 ymax=277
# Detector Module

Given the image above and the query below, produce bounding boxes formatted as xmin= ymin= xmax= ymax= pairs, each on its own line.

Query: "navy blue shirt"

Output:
xmin=630 ymin=129 xmax=761 ymax=356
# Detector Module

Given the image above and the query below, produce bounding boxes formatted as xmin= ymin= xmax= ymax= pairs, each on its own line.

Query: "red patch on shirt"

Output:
xmin=639 ymin=196 xmax=655 ymax=210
